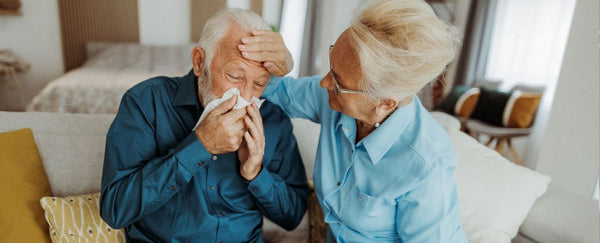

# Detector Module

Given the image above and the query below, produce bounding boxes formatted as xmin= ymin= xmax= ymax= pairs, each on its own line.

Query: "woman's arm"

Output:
xmin=262 ymin=75 xmax=327 ymax=123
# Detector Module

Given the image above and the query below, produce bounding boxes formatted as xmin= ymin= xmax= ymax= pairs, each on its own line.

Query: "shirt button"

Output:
xmin=345 ymin=128 xmax=350 ymax=132
xmin=209 ymin=185 xmax=214 ymax=190
xmin=198 ymin=161 xmax=204 ymax=166
xmin=252 ymin=187 xmax=257 ymax=192
xmin=336 ymin=182 xmax=341 ymax=186
xmin=171 ymin=185 xmax=177 ymax=189
xmin=212 ymin=155 xmax=218 ymax=160
xmin=219 ymin=211 xmax=225 ymax=216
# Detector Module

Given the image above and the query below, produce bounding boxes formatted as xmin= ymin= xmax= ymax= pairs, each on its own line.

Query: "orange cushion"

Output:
xmin=0 ymin=128 xmax=51 ymax=242
xmin=505 ymin=92 xmax=543 ymax=128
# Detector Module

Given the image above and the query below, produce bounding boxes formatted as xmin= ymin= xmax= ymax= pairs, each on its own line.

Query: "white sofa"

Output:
xmin=0 ymin=111 xmax=598 ymax=242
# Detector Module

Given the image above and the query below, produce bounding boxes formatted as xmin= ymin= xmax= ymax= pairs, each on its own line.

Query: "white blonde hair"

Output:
xmin=348 ymin=0 xmax=460 ymax=100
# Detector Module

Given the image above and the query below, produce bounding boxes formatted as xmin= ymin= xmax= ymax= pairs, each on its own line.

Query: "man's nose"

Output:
xmin=238 ymin=83 xmax=253 ymax=101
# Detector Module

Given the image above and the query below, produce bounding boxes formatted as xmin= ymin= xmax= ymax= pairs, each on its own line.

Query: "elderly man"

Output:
xmin=99 ymin=8 xmax=308 ymax=242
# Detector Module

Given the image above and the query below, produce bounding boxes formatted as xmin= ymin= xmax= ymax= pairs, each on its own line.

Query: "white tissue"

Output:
xmin=193 ymin=88 xmax=264 ymax=131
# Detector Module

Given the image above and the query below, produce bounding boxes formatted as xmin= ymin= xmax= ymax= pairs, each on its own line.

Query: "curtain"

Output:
xmin=484 ymin=0 xmax=576 ymax=91
xmin=453 ymin=0 xmax=498 ymax=87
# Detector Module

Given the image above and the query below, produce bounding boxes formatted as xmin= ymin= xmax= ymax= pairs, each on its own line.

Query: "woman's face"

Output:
xmin=320 ymin=30 xmax=379 ymax=124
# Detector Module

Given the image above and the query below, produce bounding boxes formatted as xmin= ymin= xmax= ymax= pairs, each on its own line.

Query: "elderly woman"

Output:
xmin=241 ymin=0 xmax=467 ymax=241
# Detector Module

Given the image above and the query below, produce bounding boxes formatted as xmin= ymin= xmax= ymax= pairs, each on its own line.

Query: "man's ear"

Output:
xmin=191 ymin=46 xmax=206 ymax=76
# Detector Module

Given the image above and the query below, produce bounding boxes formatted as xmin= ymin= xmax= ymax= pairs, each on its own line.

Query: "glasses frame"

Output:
xmin=329 ymin=45 xmax=366 ymax=95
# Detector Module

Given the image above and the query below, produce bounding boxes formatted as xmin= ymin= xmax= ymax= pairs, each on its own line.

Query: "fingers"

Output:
xmin=241 ymin=50 xmax=287 ymax=63
xmin=243 ymin=131 xmax=256 ymax=149
xmin=211 ymin=95 xmax=238 ymax=115
xmin=246 ymin=103 xmax=263 ymax=134
xmin=241 ymin=30 xmax=281 ymax=44
xmin=224 ymin=107 xmax=248 ymax=121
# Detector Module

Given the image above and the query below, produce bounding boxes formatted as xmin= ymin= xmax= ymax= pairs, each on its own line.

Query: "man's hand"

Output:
xmin=238 ymin=30 xmax=293 ymax=77
xmin=238 ymin=102 xmax=265 ymax=181
xmin=196 ymin=96 xmax=247 ymax=154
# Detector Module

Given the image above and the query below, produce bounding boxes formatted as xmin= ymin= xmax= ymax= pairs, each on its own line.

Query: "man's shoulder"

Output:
xmin=125 ymin=75 xmax=179 ymax=98
xmin=260 ymin=100 xmax=293 ymax=129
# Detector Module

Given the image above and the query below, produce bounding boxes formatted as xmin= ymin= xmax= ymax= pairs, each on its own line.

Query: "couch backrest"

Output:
xmin=0 ymin=111 xmax=322 ymax=196
xmin=0 ymin=111 xmax=115 ymax=197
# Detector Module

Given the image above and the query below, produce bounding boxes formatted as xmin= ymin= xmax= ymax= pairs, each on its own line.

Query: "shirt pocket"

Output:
xmin=339 ymin=185 xmax=397 ymax=232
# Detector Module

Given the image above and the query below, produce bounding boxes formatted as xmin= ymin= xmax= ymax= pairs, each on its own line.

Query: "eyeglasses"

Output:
xmin=329 ymin=45 xmax=366 ymax=95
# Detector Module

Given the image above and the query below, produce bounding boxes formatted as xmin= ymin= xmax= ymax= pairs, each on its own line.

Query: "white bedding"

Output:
xmin=27 ymin=42 xmax=194 ymax=114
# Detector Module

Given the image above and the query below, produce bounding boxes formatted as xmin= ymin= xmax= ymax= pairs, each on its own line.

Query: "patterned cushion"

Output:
xmin=436 ymin=86 xmax=481 ymax=117
xmin=40 ymin=193 xmax=125 ymax=242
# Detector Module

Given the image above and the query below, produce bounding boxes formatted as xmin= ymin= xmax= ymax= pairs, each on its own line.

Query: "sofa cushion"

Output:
xmin=40 ymin=192 xmax=125 ymax=242
xmin=447 ymin=129 xmax=551 ymax=242
xmin=470 ymin=88 xmax=542 ymax=128
xmin=517 ymin=182 xmax=600 ymax=243
xmin=436 ymin=85 xmax=481 ymax=117
xmin=0 ymin=111 xmax=116 ymax=197
xmin=0 ymin=128 xmax=51 ymax=242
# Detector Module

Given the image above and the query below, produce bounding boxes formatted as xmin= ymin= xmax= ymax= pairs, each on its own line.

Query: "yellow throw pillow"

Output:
xmin=455 ymin=88 xmax=481 ymax=117
xmin=503 ymin=91 xmax=543 ymax=128
xmin=40 ymin=192 xmax=125 ymax=243
xmin=0 ymin=128 xmax=52 ymax=242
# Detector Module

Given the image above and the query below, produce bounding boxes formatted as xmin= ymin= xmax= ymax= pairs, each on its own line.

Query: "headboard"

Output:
xmin=57 ymin=0 xmax=139 ymax=72
xmin=58 ymin=0 xmax=265 ymax=72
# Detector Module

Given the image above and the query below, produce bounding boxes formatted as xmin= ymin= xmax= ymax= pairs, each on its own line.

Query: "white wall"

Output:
xmin=536 ymin=0 xmax=600 ymax=197
xmin=0 ymin=0 xmax=64 ymax=108
xmin=138 ymin=0 xmax=191 ymax=45
xmin=311 ymin=0 xmax=364 ymax=76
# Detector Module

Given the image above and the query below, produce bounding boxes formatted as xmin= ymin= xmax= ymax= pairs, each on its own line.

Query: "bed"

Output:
xmin=27 ymin=42 xmax=195 ymax=114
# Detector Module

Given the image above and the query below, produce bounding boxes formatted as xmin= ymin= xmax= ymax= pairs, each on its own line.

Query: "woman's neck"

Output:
xmin=355 ymin=96 xmax=413 ymax=143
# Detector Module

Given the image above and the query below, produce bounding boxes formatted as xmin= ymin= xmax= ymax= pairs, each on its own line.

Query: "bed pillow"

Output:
xmin=436 ymin=85 xmax=481 ymax=117
xmin=40 ymin=192 xmax=125 ymax=242
xmin=0 ymin=128 xmax=52 ymax=242
xmin=448 ymin=129 xmax=551 ymax=242
xmin=470 ymin=88 xmax=542 ymax=128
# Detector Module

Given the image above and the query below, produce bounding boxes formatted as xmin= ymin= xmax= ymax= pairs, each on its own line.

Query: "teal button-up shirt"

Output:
xmin=100 ymin=70 xmax=308 ymax=242
xmin=263 ymin=75 xmax=467 ymax=242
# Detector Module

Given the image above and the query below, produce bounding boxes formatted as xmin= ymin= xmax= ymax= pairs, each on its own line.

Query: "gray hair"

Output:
xmin=348 ymin=0 xmax=461 ymax=101
xmin=198 ymin=8 xmax=270 ymax=74
xmin=196 ymin=8 xmax=270 ymax=105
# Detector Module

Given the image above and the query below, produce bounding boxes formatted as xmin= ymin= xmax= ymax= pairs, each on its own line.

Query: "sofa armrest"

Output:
xmin=516 ymin=182 xmax=599 ymax=243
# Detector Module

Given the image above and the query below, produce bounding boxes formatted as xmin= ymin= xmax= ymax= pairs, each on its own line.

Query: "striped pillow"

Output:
xmin=436 ymin=85 xmax=481 ymax=117
xmin=471 ymin=88 xmax=542 ymax=128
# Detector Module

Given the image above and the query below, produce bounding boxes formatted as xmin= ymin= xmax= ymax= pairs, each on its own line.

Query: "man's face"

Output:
xmin=208 ymin=23 xmax=271 ymax=102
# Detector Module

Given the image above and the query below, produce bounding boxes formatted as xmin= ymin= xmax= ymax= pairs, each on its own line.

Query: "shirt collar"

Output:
xmin=173 ymin=69 xmax=200 ymax=107
xmin=361 ymin=95 xmax=418 ymax=165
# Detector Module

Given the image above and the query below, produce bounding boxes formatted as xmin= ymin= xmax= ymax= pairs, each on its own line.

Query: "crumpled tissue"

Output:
xmin=193 ymin=88 xmax=264 ymax=131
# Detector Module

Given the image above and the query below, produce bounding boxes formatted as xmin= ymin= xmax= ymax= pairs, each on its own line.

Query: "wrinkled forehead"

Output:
xmin=212 ymin=24 xmax=265 ymax=72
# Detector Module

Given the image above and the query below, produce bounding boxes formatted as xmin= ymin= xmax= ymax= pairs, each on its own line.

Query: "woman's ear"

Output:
xmin=191 ymin=46 xmax=206 ymax=76
xmin=378 ymin=98 xmax=398 ymax=113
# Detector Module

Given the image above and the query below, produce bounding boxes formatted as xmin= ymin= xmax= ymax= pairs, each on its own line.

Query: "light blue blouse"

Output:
xmin=263 ymin=75 xmax=467 ymax=242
